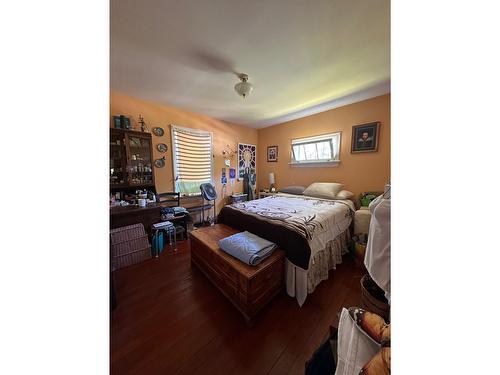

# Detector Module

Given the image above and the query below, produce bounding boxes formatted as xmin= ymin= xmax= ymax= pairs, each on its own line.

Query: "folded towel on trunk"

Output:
xmin=218 ymin=231 xmax=277 ymax=266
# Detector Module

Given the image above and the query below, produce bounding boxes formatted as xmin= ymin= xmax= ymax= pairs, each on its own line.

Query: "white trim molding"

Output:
xmin=289 ymin=161 xmax=341 ymax=168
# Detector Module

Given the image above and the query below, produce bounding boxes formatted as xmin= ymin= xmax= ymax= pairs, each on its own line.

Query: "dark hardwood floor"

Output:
xmin=111 ymin=239 xmax=363 ymax=375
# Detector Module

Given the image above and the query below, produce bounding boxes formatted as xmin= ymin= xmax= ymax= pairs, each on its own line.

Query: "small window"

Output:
xmin=171 ymin=125 xmax=213 ymax=195
xmin=291 ymin=132 xmax=341 ymax=166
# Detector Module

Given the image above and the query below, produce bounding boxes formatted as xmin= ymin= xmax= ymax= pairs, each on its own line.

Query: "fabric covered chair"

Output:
xmin=354 ymin=192 xmax=383 ymax=235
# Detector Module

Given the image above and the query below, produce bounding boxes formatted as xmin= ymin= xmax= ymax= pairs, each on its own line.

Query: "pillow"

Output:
xmin=303 ymin=182 xmax=343 ymax=200
xmin=279 ymin=185 xmax=306 ymax=195
xmin=336 ymin=189 xmax=354 ymax=200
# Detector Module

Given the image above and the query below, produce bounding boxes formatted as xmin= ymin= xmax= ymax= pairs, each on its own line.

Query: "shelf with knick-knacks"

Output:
xmin=110 ymin=128 xmax=156 ymax=191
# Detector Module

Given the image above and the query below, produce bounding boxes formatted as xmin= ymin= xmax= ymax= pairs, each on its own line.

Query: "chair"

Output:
xmin=156 ymin=192 xmax=187 ymax=241
xmin=355 ymin=191 xmax=383 ymax=235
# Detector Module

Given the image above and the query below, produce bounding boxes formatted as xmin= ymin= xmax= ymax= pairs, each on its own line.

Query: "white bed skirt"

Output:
xmin=285 ymin=229 xmax=350 ymax=306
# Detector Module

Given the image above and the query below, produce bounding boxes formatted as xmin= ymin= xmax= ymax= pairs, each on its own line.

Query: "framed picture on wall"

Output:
xmin=351 ymin=122 xmax=380 ymax=153
xmin=267 ymin=145 xmax=278 ymax=162
xmin=237 ymin=143 xmax=257 ymax=179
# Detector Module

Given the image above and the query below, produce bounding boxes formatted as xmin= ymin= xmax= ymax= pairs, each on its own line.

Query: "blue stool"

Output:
xmin=151 ymin=221 xmax=176 ymax=256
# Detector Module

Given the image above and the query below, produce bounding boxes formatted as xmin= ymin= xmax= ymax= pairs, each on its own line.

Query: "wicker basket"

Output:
xmin=110 ymin=223 xmax=146 ymax=244
xmin=111 ymin=235 xmax=150 ymax=256
xmin=360 ymin=274 xmax=390 ymax=321
xmin=353 ymin=241 xmax=367 ymax=269
xmin=112 ymin=246 xmax=151 ymax=270
xmin=110 ymin=224 xmax=151 ymax=270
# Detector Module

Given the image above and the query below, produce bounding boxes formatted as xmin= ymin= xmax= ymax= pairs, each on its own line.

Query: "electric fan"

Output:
xmin=200 ymin=183 xmax=217 ymax=225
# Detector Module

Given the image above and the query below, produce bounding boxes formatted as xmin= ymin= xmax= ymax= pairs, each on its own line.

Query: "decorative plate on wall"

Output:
xmin=152 ymin=127 xmax=164 ymax=137
xmin=157 ymin=143 xmax=168 ymax=153
xmin=154 ymin=156 xmax=166 ymax=168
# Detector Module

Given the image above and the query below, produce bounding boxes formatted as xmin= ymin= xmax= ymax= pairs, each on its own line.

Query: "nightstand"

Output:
xmin=258 ymin=191 xmax=278 ymax=199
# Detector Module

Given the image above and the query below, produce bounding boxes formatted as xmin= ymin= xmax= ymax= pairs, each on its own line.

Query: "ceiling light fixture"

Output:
xmin=234 ymin=73 xmax=253 ymax=98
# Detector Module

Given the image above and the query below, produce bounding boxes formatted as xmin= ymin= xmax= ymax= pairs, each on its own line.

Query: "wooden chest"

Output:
xmin=190 ymin=224 xmax=285 ymax=325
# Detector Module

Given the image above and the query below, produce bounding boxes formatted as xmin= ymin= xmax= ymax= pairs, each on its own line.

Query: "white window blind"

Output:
xmin=171 ymin=125 xmax=213 ymax=195
xmin=291 ymin=132 xmax=341 ymax=166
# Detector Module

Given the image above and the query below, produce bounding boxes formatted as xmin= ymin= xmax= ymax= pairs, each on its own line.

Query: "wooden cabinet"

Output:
xmin=110 ymin=129 xmax=155 ymax=191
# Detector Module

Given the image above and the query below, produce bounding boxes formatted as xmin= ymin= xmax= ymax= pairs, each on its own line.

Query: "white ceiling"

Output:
xmin=111 ymin=0 xmax=390 ymax=128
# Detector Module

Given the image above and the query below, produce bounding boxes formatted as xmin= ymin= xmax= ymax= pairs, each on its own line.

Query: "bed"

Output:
xmin=217 ymin=192 xmax=355 ymax=306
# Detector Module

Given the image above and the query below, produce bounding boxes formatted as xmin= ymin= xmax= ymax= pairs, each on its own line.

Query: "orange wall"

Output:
xmin=257 ymin=94 xmax=390 ymax=199
xmin=110 ymin=91 xmax=258 ymax=214
xmin=110 ymin=91 xmax=390 ymax=210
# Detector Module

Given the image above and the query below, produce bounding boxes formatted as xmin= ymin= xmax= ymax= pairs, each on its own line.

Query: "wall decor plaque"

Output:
xmin=157 ymin=143 xmax=168 ymax=152
xmin=152 ymin=127 xmax=164 ymax=137
xmin=154 ymin=156 xmax=166 ymax=168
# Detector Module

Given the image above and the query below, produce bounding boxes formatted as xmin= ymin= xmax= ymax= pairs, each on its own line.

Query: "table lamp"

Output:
xmin=269 ymin=172 xmax=276 ymax=192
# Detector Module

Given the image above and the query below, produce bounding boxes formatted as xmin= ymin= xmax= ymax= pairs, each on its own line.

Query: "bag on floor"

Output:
xmin=152 ymin=231 xmax=164 ymax=256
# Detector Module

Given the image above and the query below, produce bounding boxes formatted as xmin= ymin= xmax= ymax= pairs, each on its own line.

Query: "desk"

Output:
xmin=110 ymin=203 xmax=188 ymax=235
xmin=185 ymin=203 xmax=214 ymax=225
xmin=110 ymin=201 xmax=212 ymax=234
xmin=110 ymin=203 xmax=161 ymax=232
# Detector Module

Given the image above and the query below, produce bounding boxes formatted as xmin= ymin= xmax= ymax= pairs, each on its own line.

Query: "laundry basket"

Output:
xmin=110 ymin=224 xmax=151 ymax=270
xmin=360 ymin=274 xmax=390 ymax=322
xmin=352 ymin=234 xmax=368 ymax=269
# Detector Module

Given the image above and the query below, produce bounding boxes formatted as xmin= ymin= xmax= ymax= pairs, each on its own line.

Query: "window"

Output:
xmin=290 ymin=132 xmax=341 ymax=166
xmin=171 ymin=125 xmax=213 ymax=195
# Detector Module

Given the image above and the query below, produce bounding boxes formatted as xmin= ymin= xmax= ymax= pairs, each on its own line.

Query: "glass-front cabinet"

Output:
xmin=110 ymin=129 xmax=155 ymax=190
xmin=127 ymin=134 xmax=154 ymax=186
xmin=110 ymin=131 xmax=127 ymax=186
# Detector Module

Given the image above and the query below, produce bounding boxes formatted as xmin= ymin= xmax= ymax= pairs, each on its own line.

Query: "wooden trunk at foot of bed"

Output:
xmin=190 ymin=224 xmax=285 ymax=326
